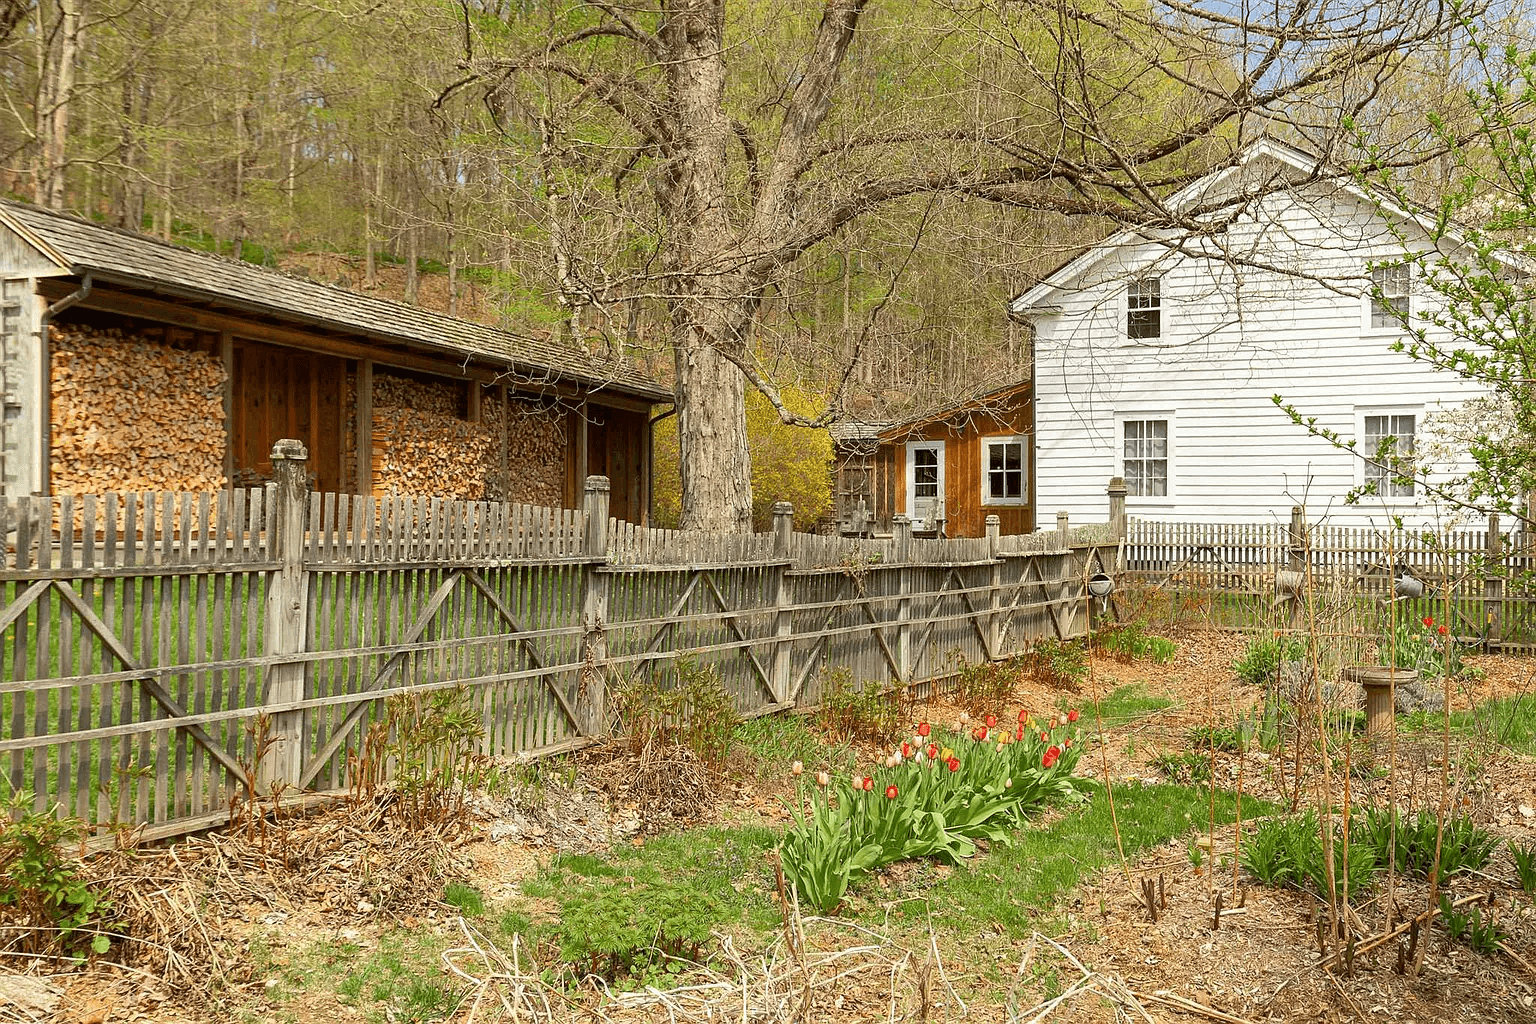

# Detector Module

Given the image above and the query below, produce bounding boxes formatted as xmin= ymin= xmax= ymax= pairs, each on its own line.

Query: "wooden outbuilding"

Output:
xmin=0 ymin=200 xmax=669 ymax=522
xmin=830 ymin=380 xmax=1034 ymax=539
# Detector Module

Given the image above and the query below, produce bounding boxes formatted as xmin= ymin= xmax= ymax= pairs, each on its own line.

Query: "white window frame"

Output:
xmin=1363 ymin=263 xmax=1411 ymax=333
xmin=979 ymin=434 xmax=1029 ymax=507
xmin=1127 ymin=274 xmax=1163 ymax=341
xmin=1115 ymin=412 xmax=1175 ymax=503
xmin=905 ymin=440 xmax=945 ymax=528
xmin=1356 ymin=407 xmax=1421 ymax=503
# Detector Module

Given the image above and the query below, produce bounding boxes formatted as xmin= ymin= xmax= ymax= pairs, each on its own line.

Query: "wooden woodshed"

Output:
xmin=830 ymin=379 xmax=1034 ymax=539
xmin=0 ymin=200 xmax=670 ymax=522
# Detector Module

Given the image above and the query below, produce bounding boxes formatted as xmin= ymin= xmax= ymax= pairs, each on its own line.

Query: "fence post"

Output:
xmin=1288 ymin=506 xmax=1306 ymax=572
xmin=261 ymin=439 xmax=310 ymax=791
xmin=1107 ymin=477 xmax=1127 ymax=540
xmin=1056 ymin=510 xmax=1069 ymax=549
xmin=986 ymin=514 xmax=1002 ymax=659
xmin=772 ymin=502 xmax=795 ymax=703
xmin=893 ymin=514 xmax=911 ymax=683
xmin=1486 ymin=513 xmax=1504 ymax=646
xmin=580 ymin=476 xmax=611 ymax=737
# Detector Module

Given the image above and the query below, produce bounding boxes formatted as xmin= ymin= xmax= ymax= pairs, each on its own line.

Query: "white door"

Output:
xmin=906 ymin=441 xmax=945 ymax=530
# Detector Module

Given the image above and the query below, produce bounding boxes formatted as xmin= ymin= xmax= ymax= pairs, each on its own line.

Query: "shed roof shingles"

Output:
xmin=0 ymin=200 xmax=670 ymax=402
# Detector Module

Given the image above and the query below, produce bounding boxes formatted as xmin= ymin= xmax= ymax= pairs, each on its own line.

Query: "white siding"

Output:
xmin=1030 ymin=187 xmax=1487 ymax=529
xmin=0 ymin=278 xmax=39 ymax=497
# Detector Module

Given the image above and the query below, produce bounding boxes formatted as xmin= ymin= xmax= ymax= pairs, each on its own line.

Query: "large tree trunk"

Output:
xmin=674 ymin=324 xmax=753 ymax=532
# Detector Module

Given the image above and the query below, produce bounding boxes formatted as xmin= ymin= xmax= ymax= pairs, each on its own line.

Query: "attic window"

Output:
xmin=1370 ymin=264 xmax=1410 ymax=329
xmin=1127 ymin=275 xmax=1161 ymax=339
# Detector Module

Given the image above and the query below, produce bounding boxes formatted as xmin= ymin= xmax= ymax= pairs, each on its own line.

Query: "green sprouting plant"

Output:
xmin=815 ymin=668 xmax=911 ymax=746
xmin=1027 ymin=637 xmax=1089 ymax=689
xmin=1508 ymin=840 xmax=1536 ymax=902
xmin=1355 ymin=808 xmax=1498 ymax=880
xmin=1439 ymin=895 xmax=1506 ymax=954
xmin=951 ymin=651 xmax=1021 ymax=717
xmin=1149 ymin=751 xmax=1212 ymax=785
xmin=0 ymin=793 xmax=115 ymax=956
xmin=1186 ymin=840 xmax=1205 ymax=870
xmin=1233 ymin=635 xmax=1308 ymax=687
xmin=442 ymin=881 xmax=485 ymax=916
xmin=555 ymin=881 xmax=724 ymax=982
xmin=1094 ymin=621 xmax=1177 ymax=664
xmin=381 ymin=686 xmax=485 ymax=830
xmin=1240 ymin=813 xmax=1379 ymax=901
xmin=616 ymin=655 xmax=741 ymax=768
xmin=1187 ymin=723 xmax=1246 ymax=753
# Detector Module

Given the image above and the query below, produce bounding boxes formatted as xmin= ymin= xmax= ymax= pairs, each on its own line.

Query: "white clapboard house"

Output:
xmin=1009 ymin=139 xmax=1494 ymax=529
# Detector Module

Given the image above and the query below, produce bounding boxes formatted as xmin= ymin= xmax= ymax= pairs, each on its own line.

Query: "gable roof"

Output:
xmin=0 ymin=200 xmax=671 ymax=403
xmin=829 ymin=379 xmax=1033 ymax=450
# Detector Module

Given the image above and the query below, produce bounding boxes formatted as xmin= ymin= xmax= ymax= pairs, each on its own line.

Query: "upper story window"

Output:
xmin=981 ymin=436 xmax=1027 ymax=505
xmin=1363 ymin=413 xmax=1416 ymax=498
xmin=1369 ymin=264 xmax=1410 ymax=329
xmin=1127 ymin=275 xmax=1162 ymax=340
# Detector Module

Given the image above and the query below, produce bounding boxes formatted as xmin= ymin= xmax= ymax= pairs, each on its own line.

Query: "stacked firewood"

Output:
xmin=49 ymin=324 xmax=227 ymax=494
xmin=371 ymin=373 xmax=492 ymax=499
xmin=498 ymin=397 xmax=567 ymax=507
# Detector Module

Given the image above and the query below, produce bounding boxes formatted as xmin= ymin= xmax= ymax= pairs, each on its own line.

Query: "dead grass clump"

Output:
xmin=583 ymin=742 xmax=715 ymax=832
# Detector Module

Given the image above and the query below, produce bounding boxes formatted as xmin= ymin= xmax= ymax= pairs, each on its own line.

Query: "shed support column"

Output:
xmin=221 ymin=331 xmax=234 ymax=487
xmin=580 ymin=476 xmax=610 ymax=736
xmin=355 ymin=360 xmax=372 ymax=495
xmin=772 ymin=502 xmax=794 ymax=703
xmin=261 ymin=439 xmax=310 ymax=790
xmin=893 ymin=514 xmax=911 ymax=683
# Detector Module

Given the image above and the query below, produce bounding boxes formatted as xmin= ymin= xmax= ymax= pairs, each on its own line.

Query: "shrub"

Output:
xmin=952 ymin=653 xmax=1020 ymax=717
xmin=616 ymin=656 xmax=740 ymax=770
xmin=376 ymin=686 xmax=485 ymax=829
xmin=779 ymin=712 xmax=1087 ymax=913
xmin=555 ymin=881 xmax=725 ymax=982
xmin=0 ymin=796 xmax=115 ymax=955
xmin=1026 ymin=638 xmax=1088 ymax=689
xmin=816 ymin=668 xmax=910 ymax=746
xmin=1233 ymin=635 xmax=1308 ymax=687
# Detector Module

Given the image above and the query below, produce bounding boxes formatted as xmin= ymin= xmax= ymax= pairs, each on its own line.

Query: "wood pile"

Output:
xmin=497 ymin=395 xmax=566 ymax=507
xmin=372 ymin=373 xmax=490 ymax=499
xmin=50 ymin=324 xmax=227 ymax=495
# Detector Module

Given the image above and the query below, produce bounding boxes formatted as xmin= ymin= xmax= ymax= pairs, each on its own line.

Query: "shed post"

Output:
xmin=893 ymin=514 xmax=911 ymax=683
xmin=772 ymin=501 xmax=795 ymax=703
xmin=986 ymin=513 xmax=1003 ymax=659
xmin=355 ymin=359 xmax=372 ymax=495
xmin=580 ymin=475 xmax=610 ymax=736
xmin=1107 ymin=476 xmax=1127 ymax=540
xmin=1486 ymin=513 xmax=1504 ymax=645
xmin=220 ymin=331 xmax=234 ymax=486
xmin=261 ymin=438 xmax=310 ymax=790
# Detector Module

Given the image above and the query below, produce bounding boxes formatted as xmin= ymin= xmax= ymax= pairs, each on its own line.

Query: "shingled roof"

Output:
xmin=0 ymin=200 xmax=671 ymax=402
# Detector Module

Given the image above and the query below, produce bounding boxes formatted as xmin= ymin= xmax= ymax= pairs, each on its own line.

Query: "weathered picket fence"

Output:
xmin=1 ymin=443 xmax=1123 ymax=841
xmin=1125 ymin=507 xmax=1536 ymax=645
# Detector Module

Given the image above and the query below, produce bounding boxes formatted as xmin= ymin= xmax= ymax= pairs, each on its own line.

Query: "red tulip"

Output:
xmin=1042 ymin=752 xmax=1058 ymax=768
xmin=927 ymin=743 xmax=939 ymax=759
xmin=1063 ymin=737 xmax=1073 ymax=749
xmin=1015 ymin=726 xmax=1025 ymax=741
xmin=1048 ymin=745 xmax=1061 ymax=759
xmin=862 ymin=776 xmax=874 ymax=792
xmin=902 ymin=742 xmax=913 ymax=758
xmin=946 ymin=758 xmax=960 ymax=772
xmin=1067 ymin=709 xmax=1080 ymax=723
xmin=1423 ymin=615 xmax=1434 ymax=627
xmin=917 ymin=722 xmax=931 ymax=737
xmin=985 ymin=714 xmax=997 ymax=728
xmin=1018 ymin=709 xmax=1029 ymax=723
xmin=1438 ymin=625 xmax=1448 ymax=636
xmin=885 ymin=784 xmax=899 ymax=800
xmin=1040 ymin=731 xmax=1048 ymax=742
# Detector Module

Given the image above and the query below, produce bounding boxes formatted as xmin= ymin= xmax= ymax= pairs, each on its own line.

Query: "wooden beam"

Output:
xmin=356 ymin=359 xmax=373 ymax=496
xmin=576 ymin=401 xmax=589 ymax=489
xmin=498 ymin=383 xmax=508 ymax=501
xmin=466 ymin=379 xmax=481 ymax=423
xmin=220 ymin=331 xmax=233 ymax=486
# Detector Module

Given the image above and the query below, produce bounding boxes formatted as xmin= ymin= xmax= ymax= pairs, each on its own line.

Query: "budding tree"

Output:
xmin=443 ymin=0 xmax=1476 ymax=531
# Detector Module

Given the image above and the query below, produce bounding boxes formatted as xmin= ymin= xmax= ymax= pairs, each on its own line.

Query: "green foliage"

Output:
xmin=1026 ymin=637 xmax=1088 ymax=689
xmin=1508 ymin=840 xmax=1536 ymax=902
xmin=1355 ymin=807 xmax=1497 ymax=880
xmin=616 ymin=656 xmax=739 ymax=769
xmin=651 ymin=387 xmax=833 ymax=531
xmin=1380 ymin=612 xmax=1466 ymax=679
xmin=1187 ymin=723 xmax=1246 ymax=753
xmin=556 ymin=881 xmax=723 ymax=982
xmin=1069 ymin=684 xmax=1173 ymax=727
xmin=442 ymin=881 xmax=485 ymax=917
xmin=1439 ymin=895 xmax=1506 ymax=954
xmin=1094 ymin=622 xmax=1177 ymax=664
xmin=0 ymin=794 xmax=114 ymax=956
xmin=1233 ymin=635 xmax=1308 ymax=687
xmin=366 ymin=686 xmax=485 ymax=830
xmin=734 ymin=713 xmax=855 ymax=781
xmin=779 ymin=718 xmax=1087 ymax=913
xmin=1149 ymin=750 xmax=1212 ymax=785
xmin=1239 ymin=813 xmax=1380 ymax=901
xmin=816 ymin=667 xmax=910 ymax=746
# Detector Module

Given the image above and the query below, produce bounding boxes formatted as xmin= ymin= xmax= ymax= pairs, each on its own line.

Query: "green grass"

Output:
xmin=1066 ymin=684 xmax=1173 ymax=727
xmin=733 ymin=713 xmax=855 ymax=780
xmin=867 ymin=781 xmax=1278 ymax=937
xmin=1402 ymin=694 xmax=1536 ymax=754
xmin=442 ymin=881 xmax=485 ymax=916
xmin=330 ymin=931 xmax=456 ymax=1022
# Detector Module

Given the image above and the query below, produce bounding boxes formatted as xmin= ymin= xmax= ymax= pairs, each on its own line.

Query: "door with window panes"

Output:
xmin=906 ymin=441 xmax=945 ymax=531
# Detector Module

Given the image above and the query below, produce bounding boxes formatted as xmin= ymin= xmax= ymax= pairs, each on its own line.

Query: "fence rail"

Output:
xmin=1125 ymin=509 xmax=1536 ymax=645
xmin=2 ymin=443 xmax=1124 ymax=841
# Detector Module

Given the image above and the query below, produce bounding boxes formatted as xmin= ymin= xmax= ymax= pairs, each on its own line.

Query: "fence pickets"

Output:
xmin=1125 ymin=512 xmax=1535 ymax=644
xmin=1 ymin=459 xmax=1120 ymax=841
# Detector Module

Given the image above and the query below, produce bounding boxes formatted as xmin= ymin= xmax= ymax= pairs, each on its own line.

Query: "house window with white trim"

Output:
xmin=981 ymin=436 xmax=1027 ymax=505
xmin=1127 ymin=275 xmax=1161 ymax=339
xmin=1122 ymin=419 xmax=1168 ymax=497
xmin=1370 ymin=264 xmax=1410 ymax=329
xmin=1363 ymin=413 xmax=1416 ymax=498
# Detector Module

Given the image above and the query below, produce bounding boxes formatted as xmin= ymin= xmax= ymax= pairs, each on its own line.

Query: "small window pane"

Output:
xmin=1370 ymin=265 xmax=1410 ymax=329
xmin=984 ymin=440 xmax=1025 ymax=502
xmin=1127 ymin=276 xmax=1162 ymax=339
